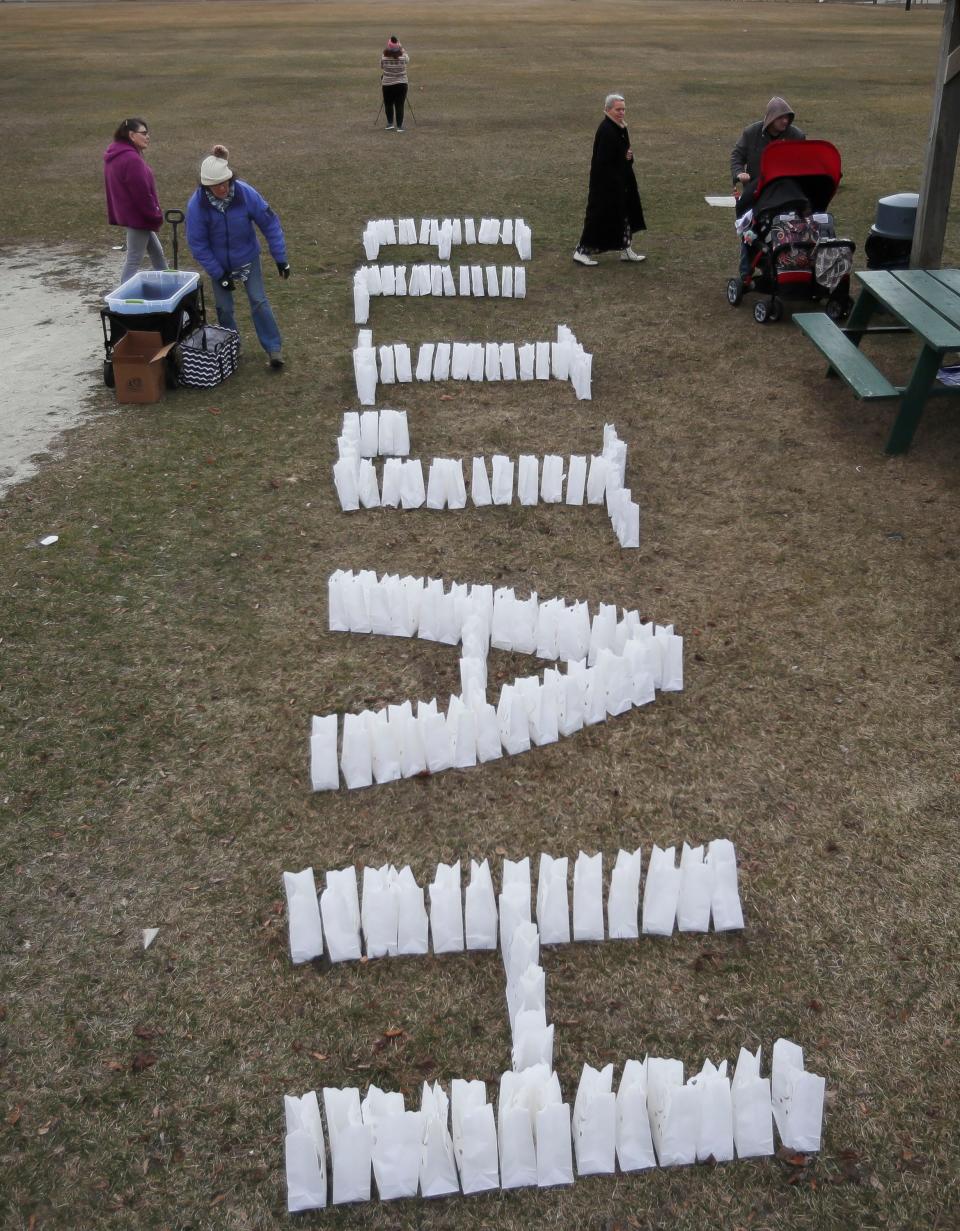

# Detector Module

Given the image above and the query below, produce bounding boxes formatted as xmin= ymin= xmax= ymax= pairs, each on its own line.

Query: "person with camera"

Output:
xmin=380 ymin=36 xmax=410 ymax=132
xmin=184 ymin=145 xmax=290 ymax=369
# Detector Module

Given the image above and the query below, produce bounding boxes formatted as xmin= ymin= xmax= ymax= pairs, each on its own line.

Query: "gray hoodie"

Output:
xmin=730 ymin=97 xmax=805 ymax=184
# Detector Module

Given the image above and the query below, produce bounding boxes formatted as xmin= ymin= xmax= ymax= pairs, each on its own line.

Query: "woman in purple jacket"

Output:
xmin=103 ymin=117 xmax=167 ymax=286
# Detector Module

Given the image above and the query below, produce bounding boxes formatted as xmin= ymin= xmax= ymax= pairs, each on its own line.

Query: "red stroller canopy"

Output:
xmin=754 ymin=140 xmax=843 ymax=213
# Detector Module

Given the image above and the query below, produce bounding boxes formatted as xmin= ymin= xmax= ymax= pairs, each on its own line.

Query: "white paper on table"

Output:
xmin=615 ymin=1060 xmax=657 ymax=1171
xmin=324 ymin=1086 xmax=372 ymax=1203
xmin=642 ymin=844 xmax=680 ymax=936
xmin=465 ymin=858 xmax=498 ymax=949
xmin=772 ymin=1039 xmax=826 ymax=1153
xmin=607 ymin=847 xmax=643 ymax=939
xmin=731 ymin=1045 xmax=774 ymax=1158
xmin=572 ymin=1063 xmax=616 ymax=1175
xmin=572 ymin=850 xmax=604 ymax=941
xmin=451 ymin=1082 xmax=499 ymax=1193
xmin=284 ymin=867 xmax=324 ymax=963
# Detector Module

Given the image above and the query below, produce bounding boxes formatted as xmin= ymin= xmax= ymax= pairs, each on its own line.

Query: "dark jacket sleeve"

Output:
xmin=185 ymin=191 xmax=224 ymax=281
xmin=247 ymin=185 xmax=287 ymax=264
xmin=730 ymin=125 xmax=751 ymax=183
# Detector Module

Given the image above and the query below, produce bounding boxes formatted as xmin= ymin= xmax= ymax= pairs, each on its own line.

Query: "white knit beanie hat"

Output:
xmin=200 ymin=145 xmax=232 ymax=186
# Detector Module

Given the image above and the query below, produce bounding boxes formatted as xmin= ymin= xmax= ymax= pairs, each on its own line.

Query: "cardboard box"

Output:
xmin=111 ymin=330 xmax=174 ymax=405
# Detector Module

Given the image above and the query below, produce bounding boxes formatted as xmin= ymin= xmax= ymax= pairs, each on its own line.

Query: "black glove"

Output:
xmin=276 ymin=261 xmax=291 ymax=279
xmin=218 ymin=276 xmax=235 ymax=291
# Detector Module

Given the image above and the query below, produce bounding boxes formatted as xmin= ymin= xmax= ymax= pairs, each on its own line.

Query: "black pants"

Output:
xmin=382 ymin=83 xmax=407 ymax=128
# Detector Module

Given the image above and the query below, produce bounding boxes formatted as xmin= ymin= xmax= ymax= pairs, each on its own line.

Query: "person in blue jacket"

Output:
xmin=185 ymin=144 xmax=290 ymax=369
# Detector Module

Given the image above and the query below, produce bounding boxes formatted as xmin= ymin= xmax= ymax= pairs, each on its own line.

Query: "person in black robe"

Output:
xmin=574 ymin=94 xmax=646 ymax=266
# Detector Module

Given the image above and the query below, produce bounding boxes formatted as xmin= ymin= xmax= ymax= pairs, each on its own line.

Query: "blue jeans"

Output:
xmin=211 ymin=253 xmax=282 ymax=354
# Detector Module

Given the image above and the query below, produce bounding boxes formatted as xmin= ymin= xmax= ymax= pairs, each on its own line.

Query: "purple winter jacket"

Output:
xmin=103 ymin=141 xmax=163 ymax=231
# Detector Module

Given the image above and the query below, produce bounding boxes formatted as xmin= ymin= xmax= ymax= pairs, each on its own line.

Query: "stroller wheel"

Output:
xmin=726 ymin=277 xmax=744 ymax=307
xmin=103 ymin=359 xmax=115 ymax=389
xmin=767 ymin=298 xmax=783 ymax=323
xmin=753 ymin=299 xmax=770 ymax=324
xmin=825 ymin=296 xmax=849 ymax=323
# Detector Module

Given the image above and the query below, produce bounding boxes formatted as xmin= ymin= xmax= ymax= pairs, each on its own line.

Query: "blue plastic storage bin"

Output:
xmin=104 ymin=270 xmax=200 ymax=315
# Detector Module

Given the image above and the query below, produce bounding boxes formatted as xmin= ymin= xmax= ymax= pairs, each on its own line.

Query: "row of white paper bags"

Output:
xmin=331 ymin=453 xmax=638 ymax=546
xmin=283 ymin=843 xmax=738 ymax=964
xmin=352 ymin=326 xmax=592 ymax=404
xmin=285 ymin=1042 xmax=823 ymax=1209
xmin=353 ymin=264 xmax=527 ymax=320
xmin=326 ymin=569 xmax=669 ymax=669
xmin=309 ymin=646 xmax=670 ymax=789
xmin=338 ymin=409 xmax=409 ymax=459
xmin=361 ymin=216 xmax=532 ymax=261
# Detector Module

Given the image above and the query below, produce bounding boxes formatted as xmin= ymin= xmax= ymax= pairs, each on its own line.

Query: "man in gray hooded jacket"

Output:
xmin=730 ymin=96 xmax=805 ymax=186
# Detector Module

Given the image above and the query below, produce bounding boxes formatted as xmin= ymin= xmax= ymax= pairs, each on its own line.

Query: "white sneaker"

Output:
xmin=385 ymin=124 xmax=395 ymax=131
xmin=620 ymin=248 xmax=646 ymax=262
xmin=573 ymin=250 xmax=598 ymax=266
xmin=396 ymin=126 xmax=405 ymax=133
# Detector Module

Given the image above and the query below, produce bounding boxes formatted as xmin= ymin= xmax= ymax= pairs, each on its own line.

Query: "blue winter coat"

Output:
xmin=185 ymin=179 xmax=287 ymax=280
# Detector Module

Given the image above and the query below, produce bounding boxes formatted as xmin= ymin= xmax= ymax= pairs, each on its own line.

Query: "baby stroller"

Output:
xmin=726 ymin=140 xmax=855 ymax=324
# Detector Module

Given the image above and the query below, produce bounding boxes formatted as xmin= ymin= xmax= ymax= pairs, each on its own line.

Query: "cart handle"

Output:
xmin=165 ymin=209 xmax=185 ymax=224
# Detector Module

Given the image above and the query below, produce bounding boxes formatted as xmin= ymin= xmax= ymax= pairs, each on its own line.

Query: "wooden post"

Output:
xmin=911 ymin=0 xmax=960 ymax=268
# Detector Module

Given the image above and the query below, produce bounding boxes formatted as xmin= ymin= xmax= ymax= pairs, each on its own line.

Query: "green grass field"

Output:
xmin=1 ymin=1 xmax=959 ymax=1228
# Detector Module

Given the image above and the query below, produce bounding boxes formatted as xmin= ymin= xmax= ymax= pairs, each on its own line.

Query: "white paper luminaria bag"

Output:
xmin=572 ymin=850 xmax=604 ymax=941
xmin=771 ymin=1039 xmax=825 ymax=1153
xmin=419 ymin=1082 xmax=460 ymax=1197
xmin=362 ymin=1089 xmax=422 ymax=1200
xmin=535 ymin=1101 xmax=574 ymax=1187
xmin=646 ymin=1057 xmax=698 ymax=1167
xmin=320 ymin=866 xmax=362 ymax=962
xmin=616 ymin=1060 xmax=657 ymax=1171
xmin=642 ymin=844 xmax=680 ymax=936
xmin=284 ymin=1091 xmax=328 ymax=1211
xmin=428 ymin=860 xmax=464 ymax=954
xmin=517 ymin=455 xmax=539 ymax=506
xmin=497 ymin=1072 xmax=538 ymax=1189
xmin=731 ymin=1045 xmax=774 ymax=1159
xmin=451 ymin=1080 xmax=500 ymax=1194
xmin=536 ymin=853 xmax=570 ymax=945
xmin=607 ymin=846 xmax=643 ymax=939
xmin=572 ymin=1063 xmax=616 ymax=1176
xmin=689 ymin=1058 xmax=734 ymax=1163
xmin=464 ymin=858 xmax=498 ymax=950
xmin=284 ymin=867 xmax=324 ymax=964
xmin=310 ymin=712 xmax=340 ymax=793
xmin=323 ymin=1086 xmax=372 ymax=1203
xmin=677 ymin=842 xmax=713 ymax=933
xmin=340 ymin=711 xmax=374 ymax=790
xmin=707 ymin=837 xmax=745 ymax=931
xmin=361 ymin=863 xmax=400 ymax=958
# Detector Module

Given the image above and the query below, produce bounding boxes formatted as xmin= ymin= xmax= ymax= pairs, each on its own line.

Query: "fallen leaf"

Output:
xmin=210 ymin=1193 xmax=226 ymax=1207
xmin=134 ymin=1025 xmax=160 ymax=1041
xmin=131 ymin=1053 xmax=156 ymax=1073
xmin=383 ymin=1027 xmax=406 ymax=1039
xmin=777 ymin=1148 xmax=810 ymax=1167
xmin=308 ymin=1051 xmax=328 ymax=1062
xmin=808 ymin=998 xmax=824 ymax=1012
xmin=6 ymin=1105 xmax=23 ymax=1126
xmin=494 ymin=846 xmax=508 ymax=856
xmin=206 ymin=407 xmax=221 ymax=415
xmin=103 ymin=1059 xmax=125 ymax=1072
xmin=37 ymin=1117 xmax=58 ymax=1136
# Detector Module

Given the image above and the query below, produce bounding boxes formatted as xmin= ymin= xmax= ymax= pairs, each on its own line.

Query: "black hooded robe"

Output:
xmin=577 ymin=116 xmax=646 ymax=252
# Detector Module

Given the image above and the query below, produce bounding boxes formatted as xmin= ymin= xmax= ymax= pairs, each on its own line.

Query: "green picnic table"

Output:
xmin=794 ymin=268 xmax=960 ymax=454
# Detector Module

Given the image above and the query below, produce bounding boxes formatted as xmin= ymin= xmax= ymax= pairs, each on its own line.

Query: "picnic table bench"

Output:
xmin=794 ymin=268 xmax=960 ymax=453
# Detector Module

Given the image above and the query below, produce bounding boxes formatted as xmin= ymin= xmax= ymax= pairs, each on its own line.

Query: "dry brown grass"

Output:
xmin=1 ymin=1 xmax=959 ymax=1228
